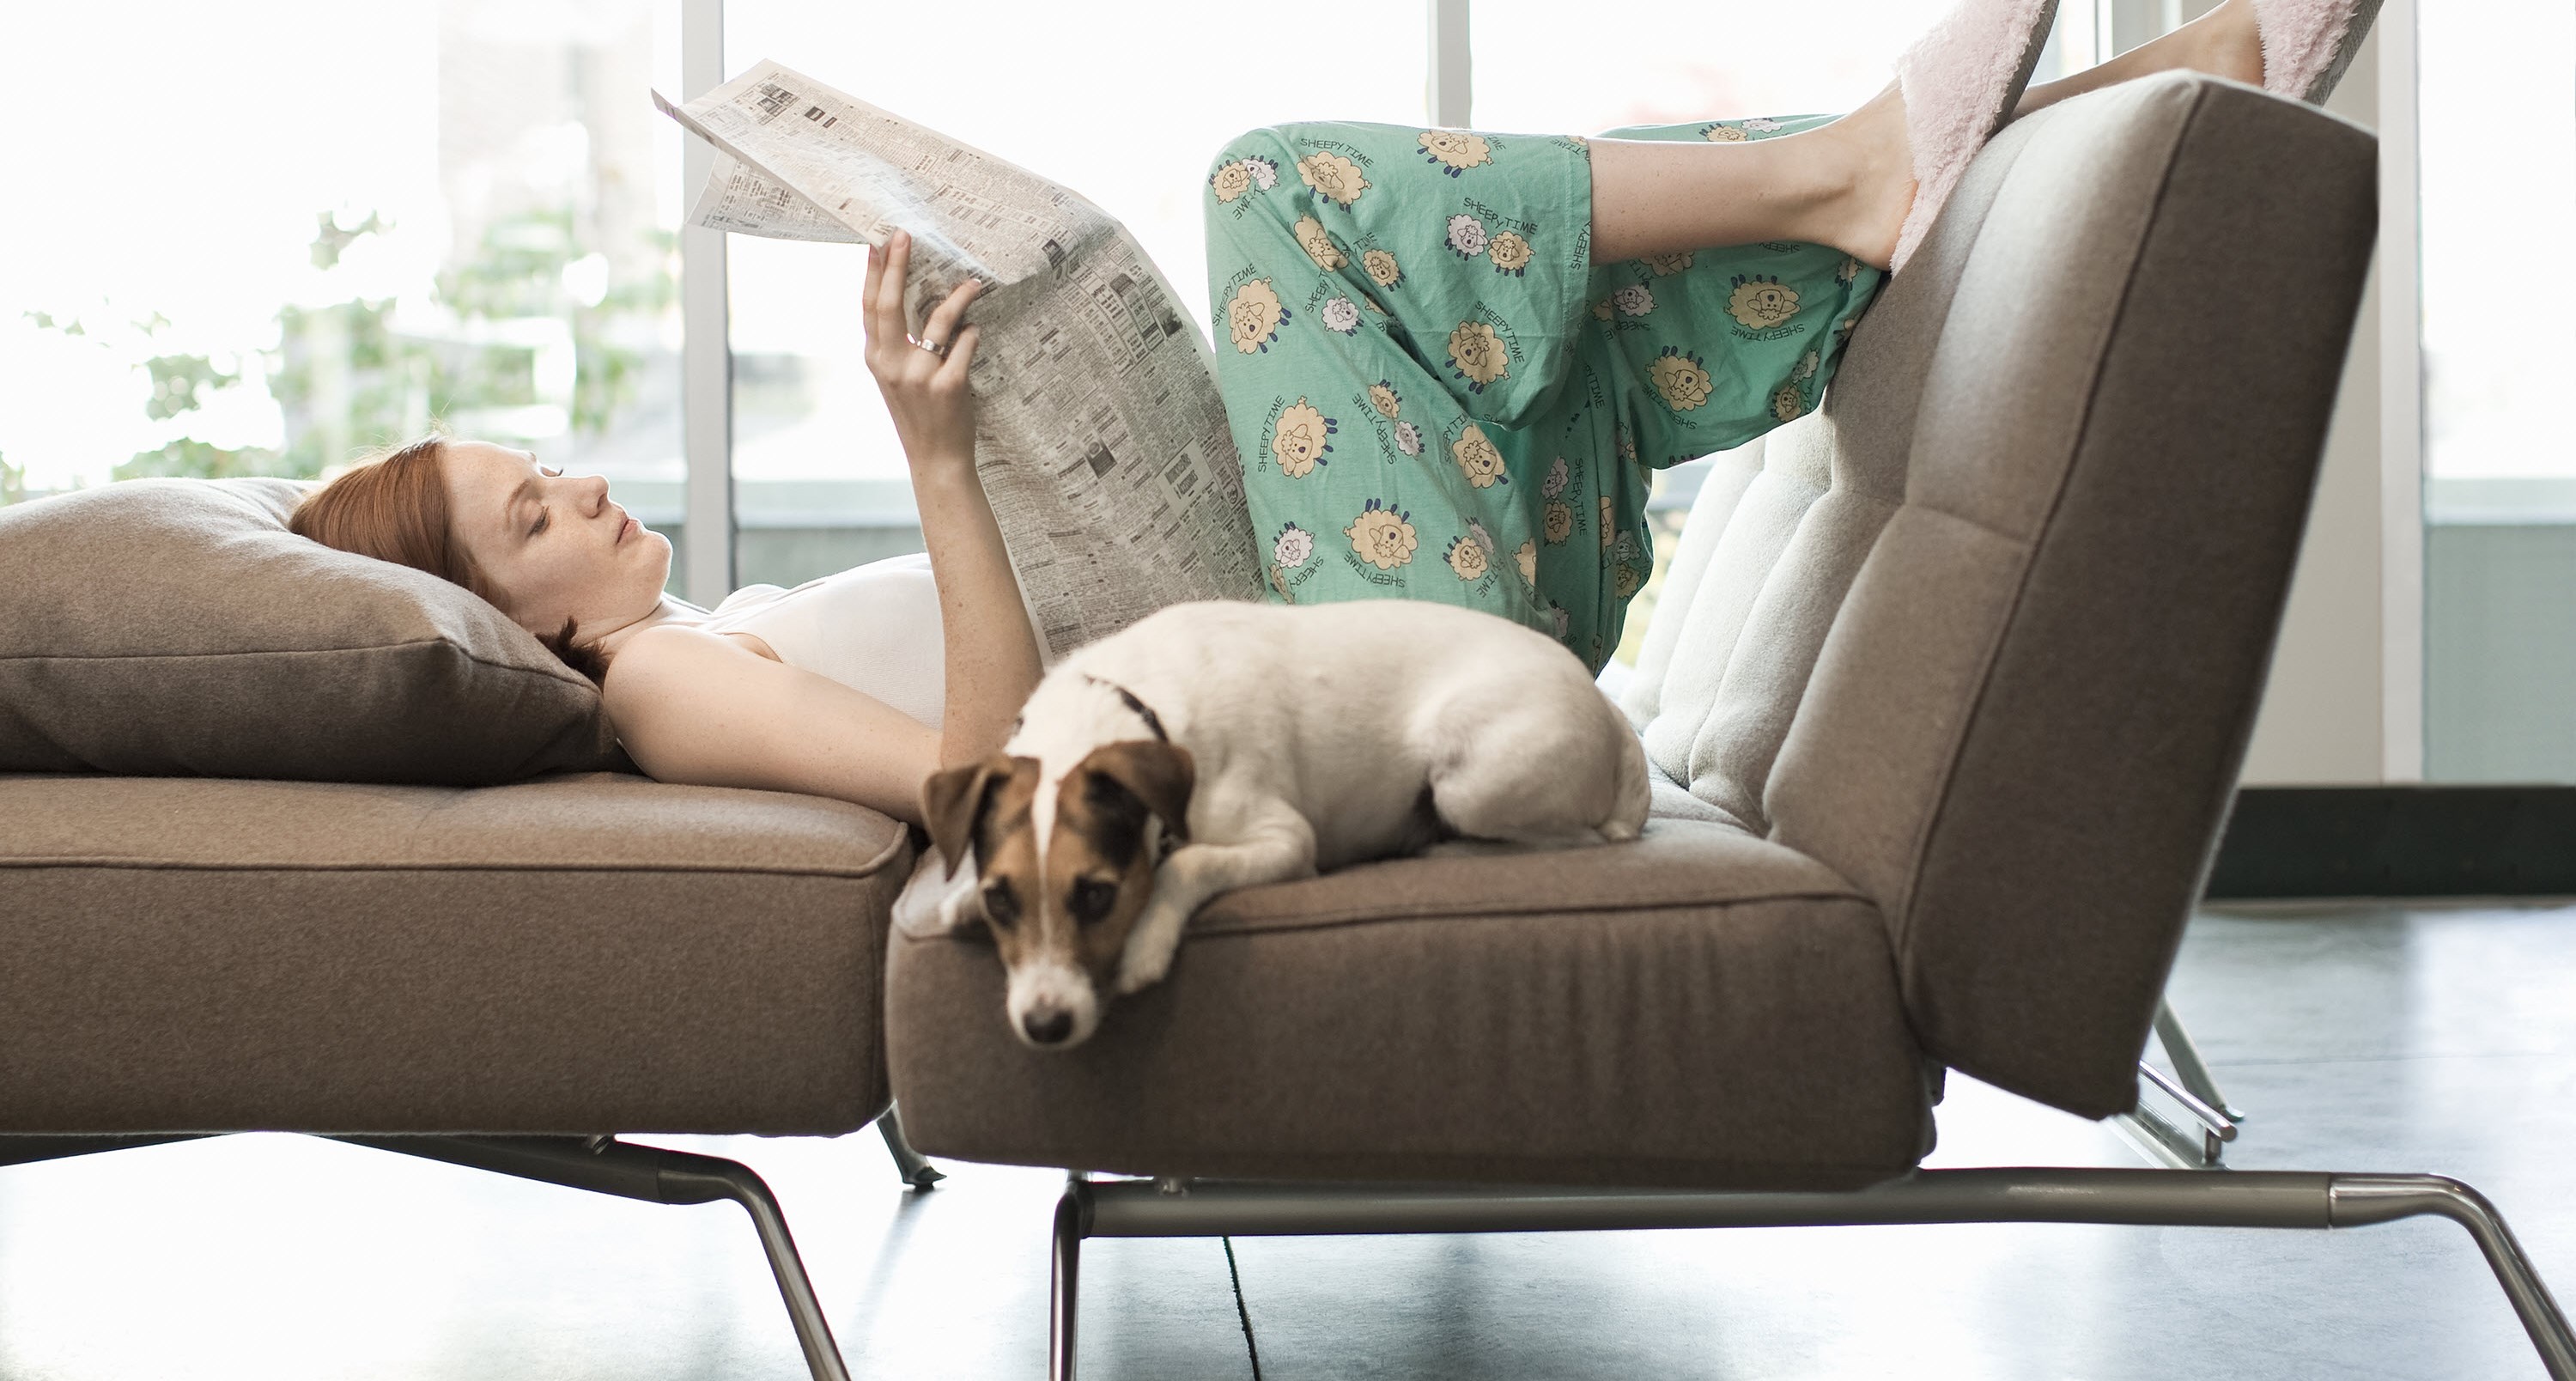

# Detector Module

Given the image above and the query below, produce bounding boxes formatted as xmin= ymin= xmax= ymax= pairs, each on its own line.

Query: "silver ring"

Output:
xmin=914 ymin=337 xmax=949 ymax=357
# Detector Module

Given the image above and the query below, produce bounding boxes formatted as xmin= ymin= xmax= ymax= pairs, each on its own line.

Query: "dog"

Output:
xmin=920 ymin=599 xmax=1650 ymax=1050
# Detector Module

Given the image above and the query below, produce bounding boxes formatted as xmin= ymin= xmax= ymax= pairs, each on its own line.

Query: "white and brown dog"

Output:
xmin=920 ymin=599 xmax=1649 ymax=1049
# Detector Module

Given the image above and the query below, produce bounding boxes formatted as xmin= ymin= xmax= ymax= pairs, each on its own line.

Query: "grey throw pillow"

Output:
xmin=0 ymin=477 xmax=624 ymax=783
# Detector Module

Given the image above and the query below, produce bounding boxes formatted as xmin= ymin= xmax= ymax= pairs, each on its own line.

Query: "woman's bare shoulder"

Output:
xmin=602 ymin=624 xmax=766 ymax=709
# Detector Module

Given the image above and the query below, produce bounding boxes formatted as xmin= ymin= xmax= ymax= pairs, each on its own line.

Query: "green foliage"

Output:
xmin=120 ymin=437 xmax=294 ymax=481
xmin=310 ymin=210 xmax=390 ymax=271
xmin=440 ymin=210 xmax=576 ymax=319
xmin=264 ymin=295 xmax=434 ymax=474
xmin=0 ymin=452 xmax=22 ymax=505
xmin=142 ymin=353 xmax=239 ymax=423
xmin=440 ymin=210 xmax=664 ymax=435
xmin=121 ymin=204 xmax=676 ymax=483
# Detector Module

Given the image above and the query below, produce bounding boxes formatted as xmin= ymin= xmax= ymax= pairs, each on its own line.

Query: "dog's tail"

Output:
xmin=1601 ymin=721 xmax=1651 ymax=843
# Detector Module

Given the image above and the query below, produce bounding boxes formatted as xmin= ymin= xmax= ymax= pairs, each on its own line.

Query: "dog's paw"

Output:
xmin=1114 ymin=917 xmax=1184 ymax=995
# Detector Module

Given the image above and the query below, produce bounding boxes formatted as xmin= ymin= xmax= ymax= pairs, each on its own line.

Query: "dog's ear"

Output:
xmin=1078 ymin=739 xmax=1195 ymax=841
xmin=921 ymin=755 xmax=1012 ymax=873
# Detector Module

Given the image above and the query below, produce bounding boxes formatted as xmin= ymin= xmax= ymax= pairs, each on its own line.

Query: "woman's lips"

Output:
xmin=617 ymin=514 xmax=637 ymax=544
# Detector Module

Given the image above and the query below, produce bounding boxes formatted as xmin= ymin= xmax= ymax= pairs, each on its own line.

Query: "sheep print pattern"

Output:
xmin=1206 ymin=115 xmax=1883 ymax=672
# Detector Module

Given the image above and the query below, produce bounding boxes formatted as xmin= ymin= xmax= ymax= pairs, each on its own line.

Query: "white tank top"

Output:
xmin=696 ymin=551 xmax=947 ymax=728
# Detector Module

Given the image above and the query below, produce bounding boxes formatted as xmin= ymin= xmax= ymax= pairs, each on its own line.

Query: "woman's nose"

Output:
xmin=581 ymin=474 xmax=611 ymax=514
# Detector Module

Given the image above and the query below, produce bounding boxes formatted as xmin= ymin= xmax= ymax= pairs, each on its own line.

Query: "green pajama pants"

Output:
xmin=1205 ymin=115 xmax=1884 ymax=672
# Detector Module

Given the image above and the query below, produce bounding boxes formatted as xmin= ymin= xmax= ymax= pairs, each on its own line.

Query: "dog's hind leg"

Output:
xmin=1115 ymin=809 xmax=1317 ymax=995
xmin=1421 ymin=703 xmax=1638 ymax=849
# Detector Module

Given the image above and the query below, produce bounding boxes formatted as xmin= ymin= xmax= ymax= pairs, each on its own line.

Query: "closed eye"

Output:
xmin=528 ymin=466 xmax=562 ymax=537
xmin=1067 ymin=877 xmax=1117 ymax=924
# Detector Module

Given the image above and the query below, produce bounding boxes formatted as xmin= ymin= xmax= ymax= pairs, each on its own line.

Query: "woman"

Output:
xmin=289 ymin=0 xmax=2340 ymax=822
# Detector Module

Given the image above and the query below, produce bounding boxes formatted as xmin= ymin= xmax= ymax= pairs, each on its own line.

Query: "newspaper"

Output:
xmin=654 ymin=61 xmax=1261 ymax=661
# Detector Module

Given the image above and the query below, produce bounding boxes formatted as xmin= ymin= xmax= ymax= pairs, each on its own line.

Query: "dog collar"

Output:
xmin=1084 ymin=675 xmax=1169 ymax=743
xmin=1082 ymin=675 xmax=1182 ymax=862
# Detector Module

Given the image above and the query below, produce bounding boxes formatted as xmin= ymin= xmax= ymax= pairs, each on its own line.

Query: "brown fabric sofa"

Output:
xmin=0 ymin=770 xmax=925 ymax=1380
xmin=884 ymin=76 xmax=2575 ymax=1381
xmin=0 ymin=773 xmax=903 ymax=1133
xmin=7 ymin=72 xmax=2571 ymax=1381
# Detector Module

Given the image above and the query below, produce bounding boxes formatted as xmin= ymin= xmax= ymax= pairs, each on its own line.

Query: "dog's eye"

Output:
xmin=982 ymin=882 xmax=1020 ymax=929
xmin=1067 ymin=877 xmax=1118 ymax=924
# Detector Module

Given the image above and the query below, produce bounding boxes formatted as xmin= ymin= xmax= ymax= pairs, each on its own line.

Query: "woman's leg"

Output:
xmin=1203 ymin=119 xmax=1881 ymax=669
xmin=1589 ymin=89 xmax=1915 ymax=268
xmin=1206 ymin=123 xmax=1630 ymax=660
xmin=1586 ymin=0 xmax=2270 ymax=271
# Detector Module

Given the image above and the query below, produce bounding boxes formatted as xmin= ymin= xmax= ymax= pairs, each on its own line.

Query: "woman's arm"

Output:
xmin=597 ymin=234 xmax=1038 ymax=822
xmin=863 ymin=231 xmax=1045 ymax=770
xmin=603 ymin=625 xmax=941 ymax=821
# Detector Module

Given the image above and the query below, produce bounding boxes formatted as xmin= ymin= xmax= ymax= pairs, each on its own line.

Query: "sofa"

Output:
xmin=4 ymin=70 xmax=2569 ymax=1381
xmin=878 ymin=74 xmax=2575 ymax=1381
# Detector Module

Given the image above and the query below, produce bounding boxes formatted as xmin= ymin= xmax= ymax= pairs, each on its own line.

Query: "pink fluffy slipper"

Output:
xmin=1891 ymin=0 xmax=2064 ymax=274
xmin=2251 ymin=0 xmax=2386 ymax=105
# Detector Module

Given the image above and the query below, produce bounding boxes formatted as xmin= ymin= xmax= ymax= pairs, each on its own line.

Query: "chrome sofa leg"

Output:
xmin=2116 ymin=999 xmax=2245 ymax=1167
xmin=1053 ymin=1177 xmax=1093 ymax=1381
xmin=2332 ymin=1175 xmax=2576 ymax=1379
xmin=674 ymin=1152 xmax=855 ymax=1381
xmin=876 ymin=1104 xmax=945 ymax=1189
xmin=2154 ymin=998 xmax=2244 ymax=1121
xmin=342 ymin=1135 xmax=854 ymax=1381
xmin=1066 ymin=1166 xmax=2574 ymax=1381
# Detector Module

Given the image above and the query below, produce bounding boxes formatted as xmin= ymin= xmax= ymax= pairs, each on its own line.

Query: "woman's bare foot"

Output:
xmin=2016 ymin=0 xmax=2266 ymax=119
xmin=2185 ymin=0 xmax=2269 ymax=88
xmin=1820 ymin=82 xmax=1918 ymax=271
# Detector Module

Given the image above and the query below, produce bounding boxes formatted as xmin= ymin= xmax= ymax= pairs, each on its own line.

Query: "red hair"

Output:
xmin=289 ymin=436 xmax=607 ymax=683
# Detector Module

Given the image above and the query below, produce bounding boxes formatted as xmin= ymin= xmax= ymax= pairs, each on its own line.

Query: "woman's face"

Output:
xmin=441 ymin=441 xmax=670 ymax=637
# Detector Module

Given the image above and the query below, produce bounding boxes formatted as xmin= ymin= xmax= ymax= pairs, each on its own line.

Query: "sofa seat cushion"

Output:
xmin=886 ymin=820 xmax=1930 ymax=1190
xmin=0 ymin=772 xmax=908 ymax=1135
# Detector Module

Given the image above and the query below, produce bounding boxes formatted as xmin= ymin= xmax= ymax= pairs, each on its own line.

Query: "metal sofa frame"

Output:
xmin=14 ymin=1011 xmax=2561 ymax=1381
xmin=0 ymin=1107 xmax=945 ymax=1381
xmin=1049 ymin=1160 xmax=2576 ymax=1381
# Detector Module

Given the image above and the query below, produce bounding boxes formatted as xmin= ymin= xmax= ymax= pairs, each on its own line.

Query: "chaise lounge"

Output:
xmin=3 ymin=71 xmax=2570 ymax=1381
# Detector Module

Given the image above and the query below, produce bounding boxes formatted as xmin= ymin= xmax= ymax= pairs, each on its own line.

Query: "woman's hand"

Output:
xmin=863 ymin=229 xmax=984 ymax=475
xmin=859 ymin=229 xmax=1042 ymax=771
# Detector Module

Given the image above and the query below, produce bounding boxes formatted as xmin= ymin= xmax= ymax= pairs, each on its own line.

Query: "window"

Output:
xmin=715 ymin=0 xmax=1428 ymax=589
xmin=0 ymin=0 xmax=686 ymax=596
xmin=1470 ymin=0 xmax=1936 ymax=135
xmin=2416 ymin=0 xmax=2576 ymax=778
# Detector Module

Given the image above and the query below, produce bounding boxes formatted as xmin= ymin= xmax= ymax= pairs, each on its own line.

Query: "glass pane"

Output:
xmin=720 ymin=0 xmax=1427 ymax=591
xmin=0 ymin=0 xmax=687 ymax=582
xmin=2418 ymin=0 xmax=2576 ymax=779
xmin=1470 ymin=0 xmax=1937 ymax=135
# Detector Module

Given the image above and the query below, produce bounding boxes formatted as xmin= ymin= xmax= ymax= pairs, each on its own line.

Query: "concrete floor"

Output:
xmin=3 ymin=903 xmax=2573 ymax=1380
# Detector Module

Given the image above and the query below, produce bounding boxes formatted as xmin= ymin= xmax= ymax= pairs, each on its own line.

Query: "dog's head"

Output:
xmin=922 ymin=736 xmax=1194 ymax=1049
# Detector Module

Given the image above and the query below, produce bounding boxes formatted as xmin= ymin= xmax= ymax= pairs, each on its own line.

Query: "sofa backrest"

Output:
xmin=1626 ymin=74 xmax=2377 ymax=1117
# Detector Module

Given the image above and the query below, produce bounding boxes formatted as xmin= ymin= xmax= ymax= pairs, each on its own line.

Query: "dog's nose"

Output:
xmin=1022 ymin=1007 xmax=1076 ymax=1045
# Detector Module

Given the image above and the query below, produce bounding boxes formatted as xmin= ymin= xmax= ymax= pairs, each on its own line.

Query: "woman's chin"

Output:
xmin=624 ymin=526 xmax=674 ymax=585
